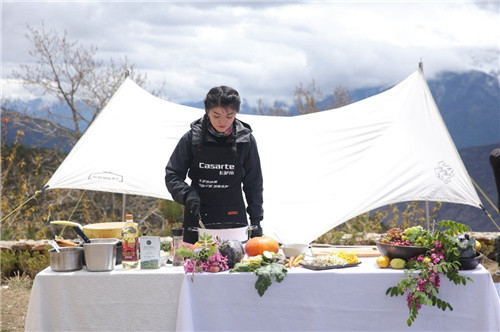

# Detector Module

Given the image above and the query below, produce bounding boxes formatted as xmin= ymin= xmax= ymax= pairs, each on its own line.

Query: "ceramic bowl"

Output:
xmin=376 ymin=242 xmax=428 ymax=261
xmin=281 ymin=244 xmax=309 ymax=258
xmin=459 ymin=252 xmax=483 ymax=270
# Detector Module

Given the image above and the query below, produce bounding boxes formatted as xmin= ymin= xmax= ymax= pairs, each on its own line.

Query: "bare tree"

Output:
xmin=11 ymin=23 xmax=163 ymax=147
xmin=329 ymin=85 xmax=351 ymax=109
xmin=253 ymin=99 xmax=289 ymax=116
xmin=294 ymin=80 xmax=351 ymax=114
xmin=294 ymin=80 xmax=323 ymax=114
xmin=3 ymin=23 xmax=170 ymax=231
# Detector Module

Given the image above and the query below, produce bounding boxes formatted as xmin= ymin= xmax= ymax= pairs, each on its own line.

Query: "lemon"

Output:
xmin=475 ymin=240 xmax=482 ymax=252
xmin=390 ymin=258 xmax=406 ymax=269
xmin=376 ymin=255 xmax=390 ymax=268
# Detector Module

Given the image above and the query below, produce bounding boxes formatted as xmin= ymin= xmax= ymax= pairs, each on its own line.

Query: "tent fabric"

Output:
xmin=45 ymin=69 xmax=482 ymax=243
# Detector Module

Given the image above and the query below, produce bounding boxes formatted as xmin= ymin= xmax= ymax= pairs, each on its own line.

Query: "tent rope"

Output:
xmin=470 ymin=177 xmax=499 ymax=215
xmin=0 ymin=189 xmax=44 ymax=222
xmin=69 ymin=190 xmax=86 ymax=221
xmin=56 ymin=190 xmax=87 ymax=239
xmin=479 ymin=204 xmax=500 ymax=232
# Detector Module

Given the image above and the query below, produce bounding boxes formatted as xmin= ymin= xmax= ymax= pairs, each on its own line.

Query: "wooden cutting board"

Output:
xmin=310 ymin=245 xmax=380 ymax=257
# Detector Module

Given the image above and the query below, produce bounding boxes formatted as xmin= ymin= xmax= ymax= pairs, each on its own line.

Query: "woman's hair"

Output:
xmin=204 ymin=86 xmax=241 ymax=113
xmin=197 ymin=86 xmax=240 ymax=156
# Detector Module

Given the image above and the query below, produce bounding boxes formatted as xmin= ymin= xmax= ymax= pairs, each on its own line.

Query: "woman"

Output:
xmin=165 ymin=86 xmax=263 ymax=243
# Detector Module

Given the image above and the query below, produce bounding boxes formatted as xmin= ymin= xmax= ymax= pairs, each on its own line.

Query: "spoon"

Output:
xmin=48 ymin=240 xmax=61 ymax=253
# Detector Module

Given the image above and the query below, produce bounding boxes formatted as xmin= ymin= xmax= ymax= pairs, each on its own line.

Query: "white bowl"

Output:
xmin=281 ymin=243 xmax=309 ymax=258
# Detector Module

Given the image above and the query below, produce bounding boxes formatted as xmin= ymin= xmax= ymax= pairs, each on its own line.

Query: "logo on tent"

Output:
xmin=434 ymin=161 xmax=454 ymax=184
xmin=88 ymin=172 xmax=123 ymax=182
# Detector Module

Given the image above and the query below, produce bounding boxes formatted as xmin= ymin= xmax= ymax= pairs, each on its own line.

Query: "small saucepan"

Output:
xmin=49 ymin=247 xmax=84 ymax=272
xmin=189 ymin=223 xmax=258 ymax=243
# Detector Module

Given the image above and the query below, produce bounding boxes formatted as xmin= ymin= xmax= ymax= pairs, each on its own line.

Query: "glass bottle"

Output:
xmin=172 ymin=228 xmax=184 ymax=266
xmin=122 ymin=213 xmax=139 ymax=269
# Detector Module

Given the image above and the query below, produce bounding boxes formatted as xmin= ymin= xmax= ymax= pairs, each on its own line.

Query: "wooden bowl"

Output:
xmin=376 ymin=242 xmax=428 ymax=261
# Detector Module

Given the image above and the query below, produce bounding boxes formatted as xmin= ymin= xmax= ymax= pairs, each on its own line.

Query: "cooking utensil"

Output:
xmin=49 ymin=247 xmax=84 ymax=272
xmin=50 ymin=220 xmax=84 ymax=229
xmin=83 ymin=238 xmax=119 ymax=272
xmin=189 ymin=223 xmax=258 ymax=242
xmin=48 ymin=240 xmax=61 ymax=253
xmin=73 ymin=226 xmax=91 ymax=243
xmin=197 ymin=213 xmax=206 ymax=229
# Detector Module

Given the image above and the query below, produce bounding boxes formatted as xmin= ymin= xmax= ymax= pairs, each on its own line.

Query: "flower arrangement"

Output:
xmin=177 ymin=234 xmax=229 ymax=279
xmin=385 ymin=220 xmax=473 ymax=326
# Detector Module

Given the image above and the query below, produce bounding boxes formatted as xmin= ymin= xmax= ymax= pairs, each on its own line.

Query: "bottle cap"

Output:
xmin=172 ymin=228 xmax=183 ymax=237
xmin=126 ymin=214 xmax=133 ymax=221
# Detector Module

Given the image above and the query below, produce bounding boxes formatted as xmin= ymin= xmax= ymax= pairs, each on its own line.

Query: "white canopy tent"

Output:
xmin=45 ymin=68 xmax=482 ymax=243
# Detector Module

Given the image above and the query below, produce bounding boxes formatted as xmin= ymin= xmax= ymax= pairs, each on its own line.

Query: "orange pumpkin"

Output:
xmin=245 ymin=236 xmax=279 ymax=256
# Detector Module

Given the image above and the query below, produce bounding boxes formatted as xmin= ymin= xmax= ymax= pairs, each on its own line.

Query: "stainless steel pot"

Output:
xmin=49 ymin=247 xmax=84 ymax=272
xmin=83 ymin=238 xmax=119 ymax=272
xmin=189 ymin=223 xmax=257 ymax=242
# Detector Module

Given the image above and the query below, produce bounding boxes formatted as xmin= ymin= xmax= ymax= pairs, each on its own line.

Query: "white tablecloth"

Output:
xmin=25 ymin=265 xmax=185 ymax=331
xmin=176 ymin=258 xmax=500 ymax=331
xmin=25 ymin=258 xmax=500 ymax=331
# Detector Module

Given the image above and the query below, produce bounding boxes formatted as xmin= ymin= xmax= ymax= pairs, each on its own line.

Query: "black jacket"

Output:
xmin=165 ymin=117 xmax=264 ymax=226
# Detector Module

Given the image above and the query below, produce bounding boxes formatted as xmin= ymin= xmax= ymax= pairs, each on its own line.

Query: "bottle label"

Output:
xmin=122 ymin=237 xmax=138 ymax=261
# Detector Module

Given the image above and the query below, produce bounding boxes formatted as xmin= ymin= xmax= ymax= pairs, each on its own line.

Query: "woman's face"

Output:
xmin=207 ymin=106 xmax=236 ymax=133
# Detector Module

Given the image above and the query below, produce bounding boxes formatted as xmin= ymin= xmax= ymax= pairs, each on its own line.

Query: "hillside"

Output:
xmin=3 ymin=70 xmax=499 ymax=151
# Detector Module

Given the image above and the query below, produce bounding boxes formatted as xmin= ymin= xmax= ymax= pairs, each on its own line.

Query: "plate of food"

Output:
xmin=299 ymin=251 xmax=361 ymax=270
xmin=299 ymin=261 xmax=362 ymax=270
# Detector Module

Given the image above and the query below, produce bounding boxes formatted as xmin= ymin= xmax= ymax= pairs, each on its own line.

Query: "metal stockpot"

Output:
xmin=189 ymin=223 xmax=257 ymax=243
xmin=83 ymin=238 xmax=119 ymax=272
xmin=49 ymin=247 xmax=84 ymax=272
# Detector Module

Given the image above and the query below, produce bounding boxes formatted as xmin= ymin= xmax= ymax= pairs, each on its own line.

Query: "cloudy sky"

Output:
xmin=2 ymin=0 xmax=499 ymax=106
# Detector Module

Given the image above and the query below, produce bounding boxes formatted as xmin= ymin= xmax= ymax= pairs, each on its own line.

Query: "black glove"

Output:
xmin=185 ymin=191 xmax=201 ymax=218
xmin=250 ymin=224 xmax=263 ymax=238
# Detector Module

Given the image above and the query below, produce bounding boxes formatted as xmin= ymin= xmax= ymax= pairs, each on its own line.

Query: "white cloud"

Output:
xmin=2 ymin=1 xmax=499 ymax=106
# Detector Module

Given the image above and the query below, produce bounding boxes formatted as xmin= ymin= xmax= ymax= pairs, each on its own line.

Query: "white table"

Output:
xmin=26 ymin=258 xmax=500 ymax=331
xmin=176 ymin=258 xmax=500 ymax=331
xmin=25 ymin=265 xmax=185 ymax=331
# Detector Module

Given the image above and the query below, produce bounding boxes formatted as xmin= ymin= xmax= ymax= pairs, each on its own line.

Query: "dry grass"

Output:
xmin=0 ymin=274 xmax=32 ymax=332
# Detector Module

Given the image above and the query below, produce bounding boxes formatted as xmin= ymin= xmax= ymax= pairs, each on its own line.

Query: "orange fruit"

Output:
xmin=376 ymin=255 xmax=390 ymax=268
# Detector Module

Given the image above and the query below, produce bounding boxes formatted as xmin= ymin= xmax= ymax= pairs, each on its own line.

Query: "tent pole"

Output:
xmin=425 ymin=201 xmax=430 ymax=229
xmin=122 ymin=194 xmax=127 ymax=222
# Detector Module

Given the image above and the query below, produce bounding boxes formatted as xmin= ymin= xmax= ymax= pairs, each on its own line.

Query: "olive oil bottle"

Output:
xmin=121 ymin=214 xmax=139 ymax=269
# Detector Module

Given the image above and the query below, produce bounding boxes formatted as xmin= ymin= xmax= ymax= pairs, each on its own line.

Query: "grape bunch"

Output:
xmin=402 ymin=226 xmax=429 ymax=247
xmin=380 ymin=228 xmax=410 ymax=246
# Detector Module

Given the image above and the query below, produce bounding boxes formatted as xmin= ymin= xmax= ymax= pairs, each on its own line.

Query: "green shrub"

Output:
xmin=18 ymin=250 xmax=50 ymax=279
xmin=1 ymin=250 xmax=19 ymax=279
xmin=1 ymin=249 xmax=50 ymax=280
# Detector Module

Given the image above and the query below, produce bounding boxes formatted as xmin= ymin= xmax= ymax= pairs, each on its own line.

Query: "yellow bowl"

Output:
xmin=83 ymin=222 xmax=138 ymax=239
